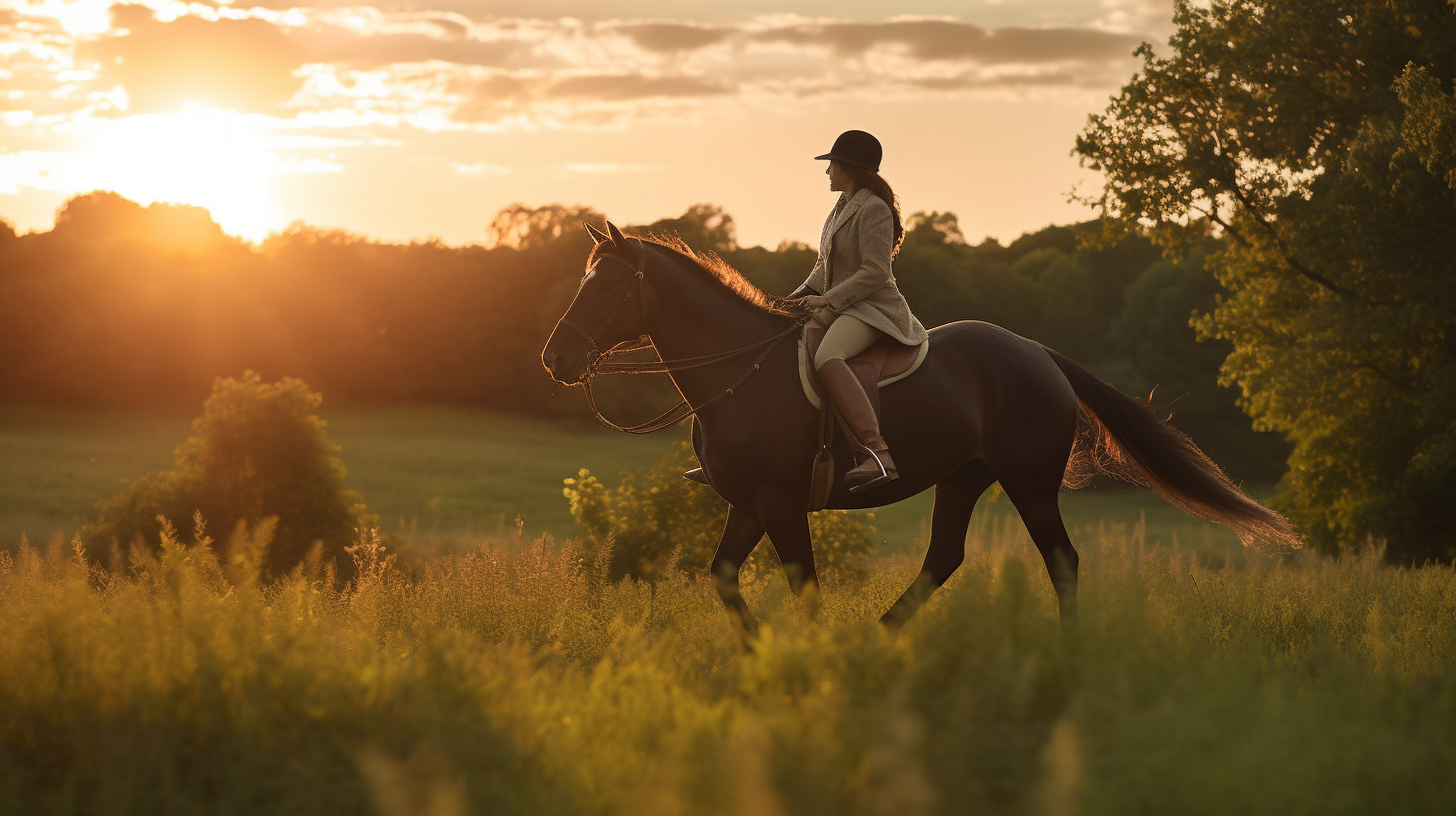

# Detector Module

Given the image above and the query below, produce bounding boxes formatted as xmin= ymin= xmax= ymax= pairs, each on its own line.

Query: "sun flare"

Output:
xmin=69 ymin=107 xmax=288 ymax=241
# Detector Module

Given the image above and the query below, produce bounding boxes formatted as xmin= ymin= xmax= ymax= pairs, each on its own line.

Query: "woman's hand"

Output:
xmin=795 ymin=295 xmax=831 ymax=310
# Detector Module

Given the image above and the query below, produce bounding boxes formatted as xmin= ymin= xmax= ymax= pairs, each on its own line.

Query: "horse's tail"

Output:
xmin=1045 ymin=347 xmax=1300 ymax=552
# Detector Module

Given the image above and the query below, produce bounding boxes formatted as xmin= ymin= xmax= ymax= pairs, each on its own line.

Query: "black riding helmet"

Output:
xmin=814 ymin=130 xmax=882 ymax=173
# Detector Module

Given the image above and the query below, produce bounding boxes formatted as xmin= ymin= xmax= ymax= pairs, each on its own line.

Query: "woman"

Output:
xmin=788 ymin=129 xmax=927 ymax=492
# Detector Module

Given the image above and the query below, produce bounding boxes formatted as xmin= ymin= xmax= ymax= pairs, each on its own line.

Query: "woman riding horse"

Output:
xmin=793 ymin=130 xmax=927 ymax=491
xmin=686 ymin=130 xmax=927 ymax=492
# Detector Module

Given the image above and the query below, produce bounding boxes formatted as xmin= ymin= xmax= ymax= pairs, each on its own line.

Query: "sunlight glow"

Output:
xmin=18 ymin=0 xmax=114 ymax=35
xmin=1 ymin=106 xmax=342 ymax=241
xmin=83 ymin=108 xmax=278 ymax=241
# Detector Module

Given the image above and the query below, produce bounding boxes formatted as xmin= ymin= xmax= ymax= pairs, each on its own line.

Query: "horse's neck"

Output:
xmin=645 ymin=258 xmax=790 ymax=401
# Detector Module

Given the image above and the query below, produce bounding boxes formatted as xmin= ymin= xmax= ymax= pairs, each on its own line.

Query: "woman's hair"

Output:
xmin=846 ymin=164 xmax=905 ymax=257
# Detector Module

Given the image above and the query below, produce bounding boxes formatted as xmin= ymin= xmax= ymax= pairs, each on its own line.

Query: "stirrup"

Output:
xmin=846 ymin=449 xmax=898 ymax=493
xmin=682 ymin=467 xmax=709 ymax=485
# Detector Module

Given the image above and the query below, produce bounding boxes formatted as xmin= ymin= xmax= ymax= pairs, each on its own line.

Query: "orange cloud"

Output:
xmin=749 ymin=20 xmax=1141 ymax=63
xmin=82 ymin=9 xmax=303 ymax=113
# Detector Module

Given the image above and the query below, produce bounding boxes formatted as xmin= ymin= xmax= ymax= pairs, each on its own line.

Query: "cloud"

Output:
xmin=613 ymin=23 xmax=732 ymax=54
xmin=81 ymin=11 xmax=303 ymax=113
xmin=4 ymin=6 xmax=1152 ymax=134
xmin=749 ymin=19 xmax=1141 ymax=64
xmin=284 ymin=10 xmax=542 ymax=69
xmin=545 ymin=74 xmax=732 ymax=101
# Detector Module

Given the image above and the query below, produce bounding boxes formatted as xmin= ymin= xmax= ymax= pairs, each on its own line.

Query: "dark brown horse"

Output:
xmin=542 ymin=223 xmax=1298 ymax=637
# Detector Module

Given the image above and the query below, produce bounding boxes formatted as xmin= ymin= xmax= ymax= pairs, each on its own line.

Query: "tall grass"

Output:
xmin=2 ymin=520 xmax=1452 ymax=815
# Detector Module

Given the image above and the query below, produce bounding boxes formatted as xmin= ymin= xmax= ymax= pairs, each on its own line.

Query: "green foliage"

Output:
xmin=1077 ymin=0 xmax=1456 ymax=560
xmin=2 ymin=523 xmax=1454 ymax=815
xmin=84 ymin=372 xmax=374 ymax=576
xmin=563 ymin=440 xmax=874 ymax=581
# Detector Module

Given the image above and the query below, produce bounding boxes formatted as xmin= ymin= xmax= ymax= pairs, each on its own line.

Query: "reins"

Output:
xmin=574 ymin=244 xmax=806 ymax=435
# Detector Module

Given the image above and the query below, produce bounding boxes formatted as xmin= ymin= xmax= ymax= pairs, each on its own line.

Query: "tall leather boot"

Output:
xmin=818 ymin=358 xmax=899 ymax=492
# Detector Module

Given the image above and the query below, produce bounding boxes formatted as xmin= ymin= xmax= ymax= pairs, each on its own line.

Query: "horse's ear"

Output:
xmin=585 ymin=222 xmax=609 ymax=245
xmin=606 ymin=221 xmax=628 ymax=246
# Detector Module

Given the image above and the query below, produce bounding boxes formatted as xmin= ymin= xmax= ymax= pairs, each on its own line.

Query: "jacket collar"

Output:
xmin=824 ymin=188 xmax=872 ymax=251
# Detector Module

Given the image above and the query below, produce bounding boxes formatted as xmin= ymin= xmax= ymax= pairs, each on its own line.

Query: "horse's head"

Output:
xmin=542 ymin=221 xmax=652 ymax=385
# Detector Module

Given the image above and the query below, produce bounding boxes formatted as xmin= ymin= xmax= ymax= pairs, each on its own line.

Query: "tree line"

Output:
xmin=0 ymin=190 xmax=1286 ymax=482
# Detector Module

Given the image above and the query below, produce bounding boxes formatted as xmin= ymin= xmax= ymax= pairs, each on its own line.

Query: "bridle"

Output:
xmin=559 ymin=240 xmax=805 ymax=435
xmin=554 ymin=245 xmax=649 ymax=373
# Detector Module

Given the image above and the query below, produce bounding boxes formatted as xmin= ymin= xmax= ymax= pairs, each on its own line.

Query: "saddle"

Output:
xmin=798 ymin=323 xmax=929 ymax=410
xmin=799 ymin=322 xmax=930 ymax=510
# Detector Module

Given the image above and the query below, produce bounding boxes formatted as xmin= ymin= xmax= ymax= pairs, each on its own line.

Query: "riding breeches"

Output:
xmin=813 ymin=313 xmax=883 ymax=370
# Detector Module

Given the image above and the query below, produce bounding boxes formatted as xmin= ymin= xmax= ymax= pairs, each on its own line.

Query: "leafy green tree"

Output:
xmin=86 ymin=372 xmax=375 ymax=577
xmin=1076 ymin=0 xmax=1456 ymax=561
xmin=1104 ymin=246 xmax=1289 ymax=480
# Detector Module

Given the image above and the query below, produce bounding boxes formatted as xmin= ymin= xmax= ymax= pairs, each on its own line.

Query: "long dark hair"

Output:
xmin=847 ymin=165 xmax=905 ymax=257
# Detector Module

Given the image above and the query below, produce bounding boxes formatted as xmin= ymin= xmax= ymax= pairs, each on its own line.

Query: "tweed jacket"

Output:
xmin=798 ymin=188 xmax=928 ymax=346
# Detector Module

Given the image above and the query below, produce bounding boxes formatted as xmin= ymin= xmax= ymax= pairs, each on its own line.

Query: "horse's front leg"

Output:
xmin=711 ymin=506 xmax=767 ymax=646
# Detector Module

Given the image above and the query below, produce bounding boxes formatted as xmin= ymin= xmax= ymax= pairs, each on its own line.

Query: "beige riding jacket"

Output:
xmin=799 ymin=188 xmax=928 ymax=346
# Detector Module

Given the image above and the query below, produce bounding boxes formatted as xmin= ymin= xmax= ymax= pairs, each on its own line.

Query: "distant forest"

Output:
xmin=0 ymin=191 xmax=1287 ymax=479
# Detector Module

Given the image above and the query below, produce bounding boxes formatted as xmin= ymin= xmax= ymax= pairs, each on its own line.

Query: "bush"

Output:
xmin=85 ymin=372 xmax=374 ymax=577
xmin=563 ymin=440 xmax=874 ymax=581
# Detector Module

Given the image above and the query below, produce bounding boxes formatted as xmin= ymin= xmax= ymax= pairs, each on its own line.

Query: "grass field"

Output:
xmin=3 ymin=405 xmax=1452 ymax=814
xmin=1 ymin=519 xmax=1451 ymax=815
xmin=0 ymin=405 xmax=1249 ymax=557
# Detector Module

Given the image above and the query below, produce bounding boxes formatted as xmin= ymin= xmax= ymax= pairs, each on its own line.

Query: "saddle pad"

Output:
xmin=798 ymin=323 xmax=930 ymax=410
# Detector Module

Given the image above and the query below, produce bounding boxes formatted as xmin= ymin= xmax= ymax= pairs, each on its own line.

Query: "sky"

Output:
xmin=0 ymin=0 xmax=1175 ymax=248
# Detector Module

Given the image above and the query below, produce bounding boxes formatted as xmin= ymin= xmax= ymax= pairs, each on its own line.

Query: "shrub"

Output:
xmin=563 ymin=440 xmax=874 ymax=581
xmin=85 ymin=372 xmax=374 ymax=577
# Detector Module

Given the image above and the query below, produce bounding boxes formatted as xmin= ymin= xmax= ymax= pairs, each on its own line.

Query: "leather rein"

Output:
xmin=559 ymin=244 xmax=805 ymax=435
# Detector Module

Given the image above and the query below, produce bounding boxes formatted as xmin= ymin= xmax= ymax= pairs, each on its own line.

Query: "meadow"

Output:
xmin=2 ymin=516 xmax=1453 ymax=815
xmin=0 ymin=405 xmax=1243 ymax=554
xmin=4 ymin=405 xmax=1450 ymax=815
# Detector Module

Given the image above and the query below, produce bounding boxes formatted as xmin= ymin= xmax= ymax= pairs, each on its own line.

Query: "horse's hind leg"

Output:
xmin=711 ymin=506 xmax=767 ymax=645
xmin=1000 ymin=477 xmax=1079 ymax=627
xmin=881 ymin=463 xmax=996 ymax=628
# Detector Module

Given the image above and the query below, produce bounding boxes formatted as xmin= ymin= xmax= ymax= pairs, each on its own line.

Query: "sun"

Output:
xmin=77 ymin=106 xmax=288 ymax=242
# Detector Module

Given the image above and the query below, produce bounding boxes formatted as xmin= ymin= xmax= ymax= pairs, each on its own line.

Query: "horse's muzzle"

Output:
xmin=541 ymin=346 xmax=590 ymax=386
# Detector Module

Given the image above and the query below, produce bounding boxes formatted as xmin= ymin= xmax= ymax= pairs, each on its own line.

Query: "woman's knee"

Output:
xmin=814 ymin=345 xmax=847 ymax=370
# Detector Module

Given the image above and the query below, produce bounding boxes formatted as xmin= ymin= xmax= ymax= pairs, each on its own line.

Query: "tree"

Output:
xmin=640 ymin=203 xmax=738 ymax=254
xmin=905 ymin=210 xmax=966 ymax=246
xmin=86 ymin=372 xmax=375 ymax=577
xmin=1076 ymin=0 xmax=1456 ymax=561
xmin=487 ymin=203 xmax=605 ymax=250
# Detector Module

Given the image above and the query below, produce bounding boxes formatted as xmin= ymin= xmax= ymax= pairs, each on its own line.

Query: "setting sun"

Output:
xmin=72 ymin=107 xmax=298 ymax=242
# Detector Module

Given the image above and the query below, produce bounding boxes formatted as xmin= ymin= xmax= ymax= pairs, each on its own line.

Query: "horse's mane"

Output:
xmin=592 ymin=233 xmax=791 ymax=316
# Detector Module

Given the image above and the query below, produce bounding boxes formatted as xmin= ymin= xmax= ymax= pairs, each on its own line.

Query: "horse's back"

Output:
xmin=887 ymin=319 xmax=1078 ymax=463
xmin=924 ymin=320 xmax=1075 ymax=401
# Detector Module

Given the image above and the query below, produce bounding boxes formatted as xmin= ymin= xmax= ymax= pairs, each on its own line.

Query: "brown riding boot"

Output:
xmin=817 ymin=358 xmax=899 ymax=492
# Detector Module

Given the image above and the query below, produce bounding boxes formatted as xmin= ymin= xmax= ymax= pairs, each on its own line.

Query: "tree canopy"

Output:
xmin=1077 ymin=0 xmax=1456 ymax=561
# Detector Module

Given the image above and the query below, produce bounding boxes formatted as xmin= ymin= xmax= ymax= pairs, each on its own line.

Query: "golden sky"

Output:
xmin=0 ymin=0 xmax=1173 ymax=246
